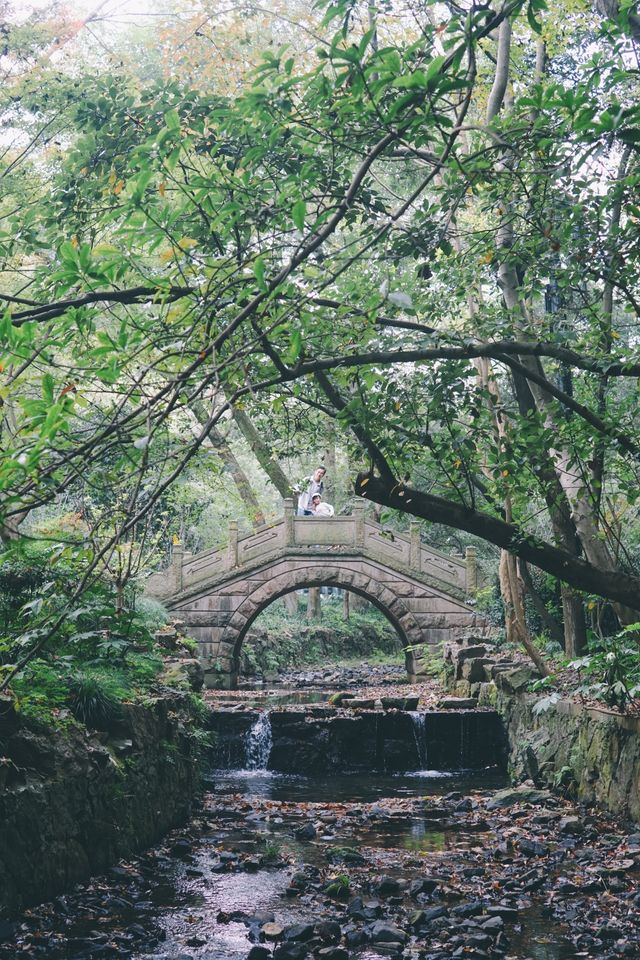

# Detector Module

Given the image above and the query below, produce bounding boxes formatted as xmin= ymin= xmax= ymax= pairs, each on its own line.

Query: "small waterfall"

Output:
xmin=245 ymin=712 xmax=273 ymax=770
xmin=409 ymin=712 xmax=428 ymax=769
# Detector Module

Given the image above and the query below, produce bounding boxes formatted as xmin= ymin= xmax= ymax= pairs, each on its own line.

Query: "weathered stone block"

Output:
xmin=494 ymin=665 xmax=540 ymax=692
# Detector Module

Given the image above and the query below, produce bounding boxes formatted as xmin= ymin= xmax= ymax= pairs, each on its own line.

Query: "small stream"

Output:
xmin=0 ymin=711 xmax=582 ymax=960
xmin=123 ymin=765 xmax=574 ymax=960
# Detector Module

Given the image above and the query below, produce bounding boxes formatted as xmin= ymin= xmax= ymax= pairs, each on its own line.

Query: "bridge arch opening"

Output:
xmin=221 ymin=565 xmax=426 ymax=685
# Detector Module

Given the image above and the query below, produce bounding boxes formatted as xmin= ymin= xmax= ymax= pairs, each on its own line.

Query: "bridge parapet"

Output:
xmin=146 ymin=498 xmax=478 ymax=600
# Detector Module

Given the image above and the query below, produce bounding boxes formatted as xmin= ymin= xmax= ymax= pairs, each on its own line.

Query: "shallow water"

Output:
xmin=126 ymin=768 xmax=574 ymax=960
xmin=0 ymin=767 xmax=576 ymax=960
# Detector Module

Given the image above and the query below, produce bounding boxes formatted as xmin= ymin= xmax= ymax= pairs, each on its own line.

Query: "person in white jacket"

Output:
xmin=294 ymin=466 xmax=326 ymax=515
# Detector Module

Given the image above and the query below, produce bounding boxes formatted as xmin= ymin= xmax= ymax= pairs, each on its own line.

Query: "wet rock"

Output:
xmin=452 ymin=901 xmax=484 ymax=918
xmin=380 ymin=696 xmax=419 ymax=711
xmin=316 ymin=949 xmax=348 ymax=960
xmin=283 ymin=923 xmax=315 ymax=942
xmin=596 ymin=923 xmax=624 ymax=940
xmin=558 ymin=816 xmax=585 ymax=835
xmin=273 ymin=945 xmax=308 ymax=960
xmin=456 ymin=645 xmax=489 ymax=661
xmin=315 ymin=920 xmax=341 ymax=944
xmin=170 ymin=839 xmax=192 ymax=857
xmin=518 ymin=838 xmax=550 ymax=857
xmin=262 ymin=923 xmax=285 ymax=940
xmin=410 ymin=905 xmax=448 ymax=927
xmin=485 ymin=786 xmax=553 ymax=809
xmin=485 ymin=905 xmax=518 ymax=920
xmin=344 ymin=699 xmax=376 ymax=710
xmin=494 ymin=664 xmax=540 ymax=692
xmin=295 ymin=822 xmax=317 ymax=841
xmin=247 ymin=948 xmax=272 ymax=960
xmin=368 ymin=921 xmax=407 ymax=944
xmin=375 ymin=875 xmax=402 ymax=896
xmin=409 ymin=878 xmax=440 ymax=898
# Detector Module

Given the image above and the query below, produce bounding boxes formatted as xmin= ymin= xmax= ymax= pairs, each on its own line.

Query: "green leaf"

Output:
xmin=254 ymin=256 xmax=268 ymax=292
xmin=527 ymin=0 xmax=544 ymax=35
xmin=286 ymin=329 xmax=302 ymax=364
xmin=42 ymin=374 xmax=55 ymax=404
xmin=292 ymin=199 xmax=306 ymax=231
xmin=164 ymin=108 xmax=180 ymax=130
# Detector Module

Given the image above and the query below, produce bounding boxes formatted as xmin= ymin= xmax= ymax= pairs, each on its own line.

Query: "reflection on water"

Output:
xmin=206 ymin=768 xmax=508 ymax=803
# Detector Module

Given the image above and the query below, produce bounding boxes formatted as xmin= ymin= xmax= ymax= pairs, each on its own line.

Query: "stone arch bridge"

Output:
xmin=146 ymin=499 xmax=488 ymax=687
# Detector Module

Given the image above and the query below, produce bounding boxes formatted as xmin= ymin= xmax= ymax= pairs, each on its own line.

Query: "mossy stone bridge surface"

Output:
xmin=146 ymin=499 xmax=488 ymax=687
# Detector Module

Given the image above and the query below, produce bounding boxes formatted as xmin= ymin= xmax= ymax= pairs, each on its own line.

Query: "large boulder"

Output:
xmin=494 ymin=664 xmax=540 ymax=692
xmin=161 ymin=658 xmax=204 ymax=692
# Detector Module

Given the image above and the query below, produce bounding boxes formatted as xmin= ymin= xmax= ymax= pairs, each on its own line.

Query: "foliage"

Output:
xmin=240 ymin=595 xmax=402 ymax=676
xmin=135 ymin=598 xmax=170 ymax=633
xmin=261 ymin=840 xmax=283 ymax=864
xmin=1 ymin=0 xmax=640 ymax=692
xmin=568 ymin=626 xmax=640 ymax=710
xmin=68 ymin=669 xmax=122 ymax=729
xmin=323 ymin=874 xmax=351 ymax=899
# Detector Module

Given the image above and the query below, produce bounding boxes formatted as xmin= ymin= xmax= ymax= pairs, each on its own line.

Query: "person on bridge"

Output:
xmin=310 ymin=494 xmax=335 ymax=517
xmin=294 ymin=466 xmax=326 ymax=515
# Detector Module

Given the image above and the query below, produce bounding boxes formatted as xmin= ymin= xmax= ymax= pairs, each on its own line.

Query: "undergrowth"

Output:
xmin=240 ymin=595 xmax=403 ymax=676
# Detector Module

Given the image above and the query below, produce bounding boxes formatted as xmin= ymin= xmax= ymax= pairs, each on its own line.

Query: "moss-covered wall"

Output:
xmin=496 ymin=692 xmax=640 ymax=822
xmin=0 ymin=696 xmax=206 ymax=916
xmin=442 ymin=636 xmax=640 ymax=821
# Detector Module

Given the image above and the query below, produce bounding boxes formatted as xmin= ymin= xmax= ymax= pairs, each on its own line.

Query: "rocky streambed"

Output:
xmin=2 ymin=704 xmax=639 ymax=960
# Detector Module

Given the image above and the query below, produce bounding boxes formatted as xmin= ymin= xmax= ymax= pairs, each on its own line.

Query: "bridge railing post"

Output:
xmin=227 ymin=521 xmax=239 ymax=568
xmin=171 ymin=543 xmax=184 ymax=592
xmin=410 ymin=521 xmax=421 ymax=572
xmin=283 ymin=498 xmax=295 ymax=546
xmin=465 ymin=545 xmax=477 ymax=595
xmin=353 ymin=498 xmax=365 ymax=549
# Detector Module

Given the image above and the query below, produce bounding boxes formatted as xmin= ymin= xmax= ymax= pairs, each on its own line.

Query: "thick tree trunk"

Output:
xmin=343 ymin=590 xmax=350 ymax=621
xmin=355 ymin=472 xmax=640 ymax=609
xmin=231 ymin=406 xmax=293 ymax=499
xmin=210 ymin=426 xmax=266 ymax=527
xmin=500 ymin=552 xmax=550 ymax=676
xmin=323 ymin=423 xmax=337 ymax=503
xmin=561 ymin=585 xmax=589 ymax=658
xmin=517 ymin=559 xmax=564 ymax=645
xmin=191 ymin=401 xmax=266 ymax=527
xmin=307 ymin=587 xmax=321 ymax=621
xmin=284 ymin=592 xmax=299 ymax=616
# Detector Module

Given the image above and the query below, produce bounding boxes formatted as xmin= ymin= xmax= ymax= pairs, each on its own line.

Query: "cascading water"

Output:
xmin=409 ymin=711 xmax=428 ymax=769
xmin=244 ymin=712 xmax=273 ymax=770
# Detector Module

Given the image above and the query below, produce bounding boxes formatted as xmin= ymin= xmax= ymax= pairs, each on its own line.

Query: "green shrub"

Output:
xmin=10 ymin=659 xmax=69 ymax=726
xmin=68 ymin=669 xmax=123 ymax=729
xmin=135 ymin=597 xmax=170 ymax=632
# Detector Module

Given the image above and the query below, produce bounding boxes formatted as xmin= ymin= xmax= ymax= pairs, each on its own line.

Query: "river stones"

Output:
xmin=375 ymin=875 xmax=402 ymax=896
xmin=367 ymin=920 xmax=407 ymax=944
xmin=247 ymin=948 xmax=272 ymax=960
xmin=409 ymin=877 xmax=440 ymax=898
xmin=295 ymin=822 xmax=317 ymax=840
xmin=315 ymin=920 xmax=342 ymax=943
xmin=283 ymin=922 xmax=315 ymax=942
xmin=485 ymin=785 xmax=554 ymax=809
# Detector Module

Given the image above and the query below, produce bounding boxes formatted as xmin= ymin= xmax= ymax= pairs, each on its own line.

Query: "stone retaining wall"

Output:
xmin=497 ymin=693 xmax=640 ymax=823
xmin=0 ymin=696 xmax=205 ymax=916
xmin=444 ymin=636 xmax=640 ymax=822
